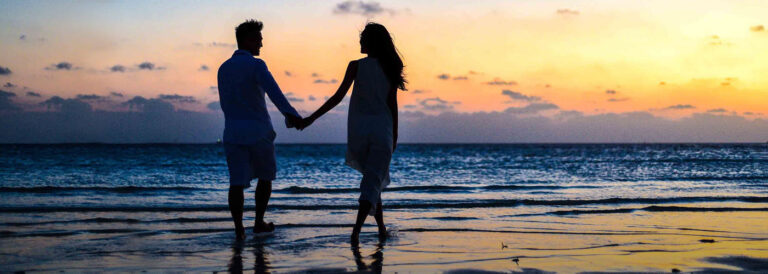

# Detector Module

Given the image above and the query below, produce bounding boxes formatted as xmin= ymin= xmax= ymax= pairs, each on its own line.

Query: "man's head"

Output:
xmin=235 ymin=19 xmax=263 ymax=56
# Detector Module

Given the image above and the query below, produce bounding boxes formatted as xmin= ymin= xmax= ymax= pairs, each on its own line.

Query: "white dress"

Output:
xmin=345 ymin=57 xmax=393 ymax=215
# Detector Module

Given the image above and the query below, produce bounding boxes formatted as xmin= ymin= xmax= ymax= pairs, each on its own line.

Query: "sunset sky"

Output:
xmin=1 ymin=0 xmax=767 ymax=143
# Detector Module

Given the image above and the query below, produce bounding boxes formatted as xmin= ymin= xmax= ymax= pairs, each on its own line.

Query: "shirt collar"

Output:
xmin=233 ymin=49 xmax=252 ymax=56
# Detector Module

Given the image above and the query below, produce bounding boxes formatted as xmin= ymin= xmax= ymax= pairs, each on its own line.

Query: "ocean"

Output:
xmin=1 ymin=144 xmax=767 ymax=272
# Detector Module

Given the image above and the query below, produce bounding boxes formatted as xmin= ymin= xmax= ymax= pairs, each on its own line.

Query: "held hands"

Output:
xmin=287 ymin=115 xmax=315 ymax=131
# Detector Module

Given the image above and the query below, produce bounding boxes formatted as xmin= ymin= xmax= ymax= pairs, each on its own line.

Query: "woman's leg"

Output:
xmin=352 ymin=200 xmax=372 ymax=245
xmin=374 ymin=202 xmax=386 ymax=239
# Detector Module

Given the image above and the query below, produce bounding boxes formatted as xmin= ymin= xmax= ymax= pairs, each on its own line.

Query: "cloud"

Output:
xmin=452 ymin=76 xmax=468 ymax=80
xmin=607 ymin=98 xmax=630 ymax=102
xmin=199 ymin=65 xmax=209 ymax=71
xmin=333 ymin=1 xmax=393 ymax=17
xmin=207 ymin=101 xmax=220 ymax=111
xmin=3 ymin=82 xmax=16 ymax=88
xmin=311 ymin=73 xmax=320 ymax=78
xmin=138 ymin=62 xmax=160 ymax=70
xmin=706 ymin=108 xmax=728 ymax=113
xmin=437 ymin=74 xmax=450 ymax=80
xmin=208 ymin=42 xmax=236 ymax=48
xmin=19 ymin=34 xmax=26 ymax=40
xmin=110 ymin=65 xmax=126 ymax=72
xmin=26 ymin=92 xmax=41 ymax=97
xmin=411 ymin=89 xmax=428 ymax=94
xmin=76 ymin=94 xmax=109 ymax=101
xmin=110 ymin=92 xmax=124 ymax=98
xmin=45 ymin=62 xmax=74 ymax=71
xmin=284 ymin=92 xmax=304 ymax=102
xmin=665 ymin=104 xmax=696 ymax=110
xmin=285 ymin=71 xmax=293 ymax=77
xmin=124 ymin=96 xmax=175 ymax=113
xmin=2 ymin=96 xmax=768 ymax=143
xmin=504 ymin=103 xmax=559 ymax=114
xmin=605 ymin=89 xmax=617 ymax=95
xmin=556 ymin=9 xmax=579 ymax=15
xmin=0 ymin=90 xmax=19 ymax=111
xmin=750 ymin=25 xmax=765 ymax=32
xmin=314 ymin=79 xmax=338 ymax=84
xmin=157 ymin=94 xmax=197 ymax=103
xmin=308 ymin=95 xmax=316 ymax=101
xmin=419 ymin=97 xmax=458 ymax=111
xmin=486 ymin=79 xmax=517 ymax=86
xmin=40 ymin=96 xmax=92 ymax=113
xmin=0 ymin=66 xmax=11 ymax=75
xmin=501 ymin=90 xmax=541 ymax=102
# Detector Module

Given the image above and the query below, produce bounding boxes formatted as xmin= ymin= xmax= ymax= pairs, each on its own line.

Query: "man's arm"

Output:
xmin=254 ymin=59 xmax=302 ymax=126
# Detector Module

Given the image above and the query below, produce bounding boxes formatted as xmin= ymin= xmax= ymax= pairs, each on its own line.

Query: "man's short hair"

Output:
xmin=235 ymin=19 xmax=263 ymax=46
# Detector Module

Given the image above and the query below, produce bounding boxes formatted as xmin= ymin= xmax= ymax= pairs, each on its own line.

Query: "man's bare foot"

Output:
xmin=235 ymin=227 xmax=246 ymax=240
xmin=253 ymin=221 xmax=275 ymax=233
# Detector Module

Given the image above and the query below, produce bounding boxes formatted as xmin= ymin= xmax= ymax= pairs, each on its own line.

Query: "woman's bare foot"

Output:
xmin=377 ymin=225 xmax=387 ymax=240
xmin=253 ymin=221 xmax=275 ymax=233
xmin=351 ymin=229 xmax=361 ymax=246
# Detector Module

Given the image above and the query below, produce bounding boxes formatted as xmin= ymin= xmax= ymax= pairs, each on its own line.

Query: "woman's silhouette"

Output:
xmin=301 ymin=22 xmax=406 ymax=244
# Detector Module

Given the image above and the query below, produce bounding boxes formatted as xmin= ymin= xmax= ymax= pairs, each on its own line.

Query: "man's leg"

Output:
xmin=228 ymin=185 xmax=245 ymax=239
xmin=254 ymin=179 xmax=273 ymax=232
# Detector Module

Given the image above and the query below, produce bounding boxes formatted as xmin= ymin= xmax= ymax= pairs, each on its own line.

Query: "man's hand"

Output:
xmin=285 ymin=114 xmax=303 ymax=130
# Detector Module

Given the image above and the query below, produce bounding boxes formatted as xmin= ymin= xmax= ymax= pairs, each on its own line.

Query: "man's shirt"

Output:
xmin=217 ymin=49 xmax=300 ymax=144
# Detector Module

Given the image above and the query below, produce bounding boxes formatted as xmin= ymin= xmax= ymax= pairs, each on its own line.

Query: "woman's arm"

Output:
xmin=387 ymin=87 xmax=398 ymax=151
xmin=302 ymin=61 xmax=358 ymax=128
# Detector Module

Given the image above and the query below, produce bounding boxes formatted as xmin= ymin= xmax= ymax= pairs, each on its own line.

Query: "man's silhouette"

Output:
xmin=217 ymin=19 xmax=302 ymax=239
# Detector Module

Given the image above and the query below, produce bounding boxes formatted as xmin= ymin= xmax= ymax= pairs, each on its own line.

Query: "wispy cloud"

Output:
xmin=419 ymin=97 xmax=457 ymax=111
xmin=333 ymin=1 xmax=394 ymax=17
xmin=501 ymin=90 xmax=541 ymax=102
xmin=665 ymin=104 xmax=696 ymax=110
xmin=504 ymin=103 xmax=559 ymax=114
xmin=138 ymin=62 xmax=164 ymax=71
xmin=750 ymin=25 xmax=765 ymax=32
xmin=157 ymin=94 xmax=197 ymax=103
xmin=3 ymin=82 xmax=16 ymax=88
xmin=556 ymin=9 xmax=579 ymax=15
xmin=26 ymin=91 xmax=41 ymax=97
xmin=199 ymin=65 xmax=209 ymax=71
xmin=45 ymin=62 xmax=76 ymax=71
xmin=110 ymin=65 xmax=126 ymax=72
xmin=314 ymin=79 xmax=338 ymax=84
xmin=0 ymin=66 xmax=11 ymax=75
xmin=485 ymin=79 xmax=517 ymax=86
xmin=437 ymin=74 xmax=450 ymax=80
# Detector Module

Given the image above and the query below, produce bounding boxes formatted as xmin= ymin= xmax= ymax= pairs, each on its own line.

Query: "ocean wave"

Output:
xmin=0 ymin=186 xmax=216 ymax=193
xmin=275 ymin=184 xmax=597 ymax=194
xmin=518 ymin=205 xmax=768 ymax=217
xmin=1 ymin=196 xmax=767 ymax=213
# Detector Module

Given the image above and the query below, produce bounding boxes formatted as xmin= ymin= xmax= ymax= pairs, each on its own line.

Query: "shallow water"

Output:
xmin=1 ymin=144 xmax=767 ymax=272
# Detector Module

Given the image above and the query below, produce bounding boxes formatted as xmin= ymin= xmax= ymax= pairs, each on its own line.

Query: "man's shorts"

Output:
xmin=224 ymin=143 xmax=276 ymax=188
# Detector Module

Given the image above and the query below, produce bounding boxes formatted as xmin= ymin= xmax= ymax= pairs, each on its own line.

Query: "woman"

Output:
xmin=301 ymin=23 xmax=406 ymax=244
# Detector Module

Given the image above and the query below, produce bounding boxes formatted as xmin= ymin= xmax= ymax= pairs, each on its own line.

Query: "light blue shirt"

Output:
xmin=217 ymin=49 xmax=300 ymax=144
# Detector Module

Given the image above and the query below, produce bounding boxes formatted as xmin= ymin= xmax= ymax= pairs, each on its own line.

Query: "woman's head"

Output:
xmin=360 ymin=23 xmax=406 ymax=90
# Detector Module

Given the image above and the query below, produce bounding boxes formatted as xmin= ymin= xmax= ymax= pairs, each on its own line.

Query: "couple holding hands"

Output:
xmin=217 ymin=19 xmax=404 ymax=244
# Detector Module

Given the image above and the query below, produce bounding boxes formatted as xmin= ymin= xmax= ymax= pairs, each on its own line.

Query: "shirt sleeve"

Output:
xmin=254 ymin=59 xmax=301 ymax=119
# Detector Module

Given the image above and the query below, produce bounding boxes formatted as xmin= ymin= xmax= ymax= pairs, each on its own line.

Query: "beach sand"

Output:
xmin=2 ymin=208 xmax=767 ymax=272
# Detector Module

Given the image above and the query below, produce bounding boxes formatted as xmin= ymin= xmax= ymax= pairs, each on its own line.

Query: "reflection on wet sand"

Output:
xmin=352 ymin=241 xmax=385 ymax=273
xmin=228 ymin=239 xmax=270 ymax=273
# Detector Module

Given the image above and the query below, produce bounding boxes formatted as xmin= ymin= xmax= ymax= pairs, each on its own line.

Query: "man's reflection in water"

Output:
xmin=352 ymin=241 xmax=384 ymax=273
xmin=228 ymin=239 xmax=271 ymax=273
xmin=254 ymin=242 xmax=270 ymax=273
xmin=228 ymin=241 xmax=244 ymax=273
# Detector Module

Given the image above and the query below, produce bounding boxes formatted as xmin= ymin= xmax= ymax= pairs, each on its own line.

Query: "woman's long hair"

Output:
xmin=360 ymin=23 xmax=406 ymax=91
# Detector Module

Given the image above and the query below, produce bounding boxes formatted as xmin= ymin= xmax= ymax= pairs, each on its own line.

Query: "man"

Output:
xmin=217 ymin=19 xmax=302 ymax=239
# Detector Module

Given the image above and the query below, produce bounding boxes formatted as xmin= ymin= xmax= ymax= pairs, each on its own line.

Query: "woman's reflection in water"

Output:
xmin=352 ymin=241 xmax=384 ymax=273
xmin=228 ymin=239 xmax=271 ymax=273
